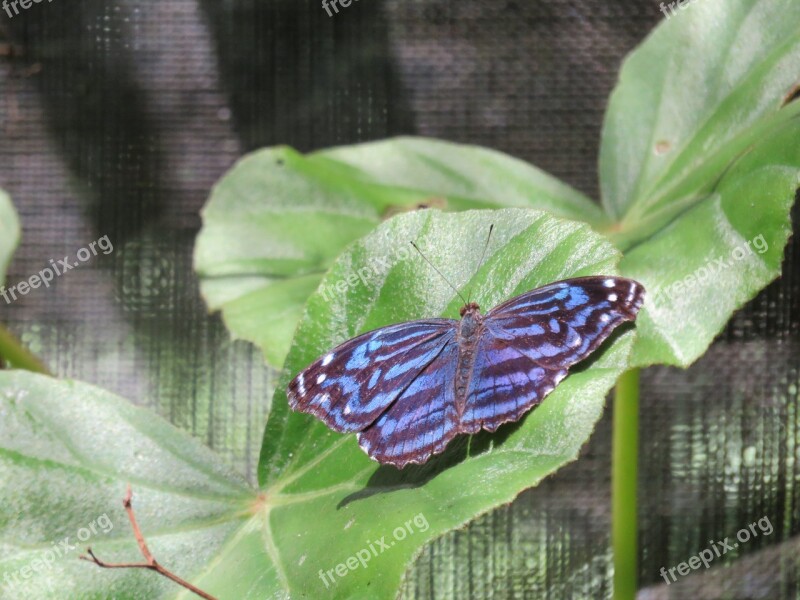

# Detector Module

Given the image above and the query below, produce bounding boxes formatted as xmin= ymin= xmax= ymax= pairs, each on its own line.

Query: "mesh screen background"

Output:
xmin=1 ymin=1 xmax=798 ymax=598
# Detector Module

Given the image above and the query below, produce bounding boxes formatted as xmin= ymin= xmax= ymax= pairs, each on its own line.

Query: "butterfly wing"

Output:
xmin=461 ymin=335 xmax=567 ymax=434
xmin=357 ymin=342 xmax=459 ymax=468
xmin=287 ymin=319 xmax=456 ymax=434
xmin=486 ymin=276 xmax=645 ymax=366
xmin=462 ymin=276 xmax=644 ymax=433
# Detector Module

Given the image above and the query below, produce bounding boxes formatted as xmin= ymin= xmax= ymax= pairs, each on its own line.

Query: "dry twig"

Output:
xmin=80 ymin=484 xmax=218 ymax=600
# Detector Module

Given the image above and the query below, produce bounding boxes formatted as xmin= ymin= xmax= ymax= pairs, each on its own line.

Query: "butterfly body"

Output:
xmin=454 ymin=303 xmax=483 ymax=411
xmin=288 ymin=276 xmax=645 ymax=468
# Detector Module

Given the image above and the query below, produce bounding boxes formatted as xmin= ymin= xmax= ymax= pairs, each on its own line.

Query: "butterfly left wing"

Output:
xmin=287 ymin=319 xmax=456 ymax=434
xmin=461 ymin=276 xmax=644 ymax=433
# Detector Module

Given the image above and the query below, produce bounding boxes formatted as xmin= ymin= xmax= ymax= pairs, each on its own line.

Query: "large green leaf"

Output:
xmin=194 ymin=137 xmax=604 ymax=367
xmin=211 ymin=208 xmax=631 ymax=599
xmin=599 ymin=0 xmax=800 ymax=366
xmin=0 ymin=189 xmax=19 ymax=286
xmin=620 ymin=125 xmax=800 ymax=366
xmin=0 ymin=371 xmax=254 ymax=599
xmin=600 ymin=0 xmax=800 ymax=243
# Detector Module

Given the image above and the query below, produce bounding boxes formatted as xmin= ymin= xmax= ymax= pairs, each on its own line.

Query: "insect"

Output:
xmin=288 ymin=232 xmax=645 ymax=468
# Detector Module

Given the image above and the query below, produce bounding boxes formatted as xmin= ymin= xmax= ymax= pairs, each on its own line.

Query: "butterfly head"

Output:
xmin=459 ymin=301 xmax=481 ymax=317
xmin=458 ymin=302 xmax=483 ymax=340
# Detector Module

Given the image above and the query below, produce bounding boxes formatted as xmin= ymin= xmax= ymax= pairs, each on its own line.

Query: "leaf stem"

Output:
xmin=612 ymin=368 xmax=639 ymax=600
xmin=0 ymin=322 xmax=50 ymax=374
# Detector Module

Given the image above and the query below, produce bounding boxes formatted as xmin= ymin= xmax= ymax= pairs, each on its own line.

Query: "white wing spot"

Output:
xmin=297 ymin=373 xmax=306 ymax=395
xmin=603 ymin=278 xmax=616 ymax=288
xmin=608 ymin=293 xmax=618 ymax=302
xmin=322 ymin=353 xmax=334 ymax=366
xmin=571 ymin=335 xmax=582 ymax=347
xmin=343 ymin=404 xmax=352 ymax=415
xmin=600 ymin=314 xmax=611 ymax=323
xmin=627 ymin=283 xmax=636 ymax=303
xmin=316 ymin=373 xmax=327 ymax=384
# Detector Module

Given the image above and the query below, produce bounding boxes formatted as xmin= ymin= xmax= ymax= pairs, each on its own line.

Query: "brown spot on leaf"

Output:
xmin=654 ymin=140 xmax=672 ymax=155
xmin=382 ymin=197 xmax=448 ymax=220
xmin=248 ymin=492 xmax=270 ymax=515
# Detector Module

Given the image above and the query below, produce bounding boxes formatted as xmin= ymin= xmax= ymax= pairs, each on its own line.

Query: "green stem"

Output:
xmin=613 ymin=368 xmax=640 ymax=600
xmin=0 ymin=323 xmax=50 ymax=375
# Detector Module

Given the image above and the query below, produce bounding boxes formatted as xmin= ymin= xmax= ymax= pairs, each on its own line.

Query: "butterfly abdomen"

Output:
xmin=454 ymin=306 xmax=484 ymax=416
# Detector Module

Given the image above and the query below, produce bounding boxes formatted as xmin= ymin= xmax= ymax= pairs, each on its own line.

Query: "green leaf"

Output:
xmin=0 ymin=189 xmax=20 ymax=287
xmin=600 ymin=0 xmax=800 ymax=245
xmin=599 ymin=0 xmax=800 ymax=366
xmin=620 ymin=127 xmax=800 ymax=367
xmin=221 ymin=208 xmax=633 ymax=599
xmin=2 ymin=207 xmax=637 ymax=600
xmin=194 ymin=137 xmax=603 ymax=367
xmin=0 ymin=195 xmax=48 ymax=373
xmin=0 ymin=193 xmax=49 ymax=374
xmin=0 ymin=371 xmax=254 ymax=599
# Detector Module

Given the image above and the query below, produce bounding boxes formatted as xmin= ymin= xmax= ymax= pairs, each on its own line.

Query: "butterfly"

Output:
xmin=287 ymin=271 xmax=645 ymax=468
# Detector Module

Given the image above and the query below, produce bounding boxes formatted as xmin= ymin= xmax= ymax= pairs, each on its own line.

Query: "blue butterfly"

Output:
xmin=288 ymin=276 xmax=645 ymax=468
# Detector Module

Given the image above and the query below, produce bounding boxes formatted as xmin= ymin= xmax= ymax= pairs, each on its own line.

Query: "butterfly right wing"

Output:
xmin=485 ymin=276 xmax=644 ymax=370
xmin=287 ymin=319 xmax=456 ymax=434
xmin=460 ymin=277 xmax=644 ymax=433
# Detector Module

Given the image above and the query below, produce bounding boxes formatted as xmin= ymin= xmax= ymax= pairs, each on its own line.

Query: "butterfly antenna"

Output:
xmin=467 ymin=224 xmax=494 ymax=304
xmin=410 ymin=241 xmax=469 ymax=305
